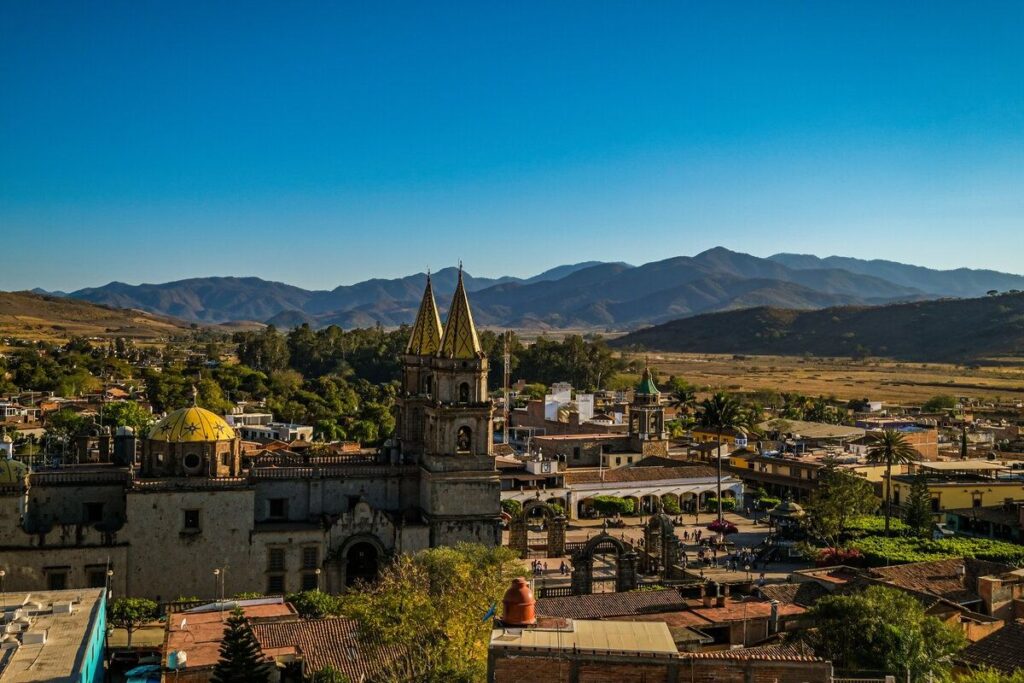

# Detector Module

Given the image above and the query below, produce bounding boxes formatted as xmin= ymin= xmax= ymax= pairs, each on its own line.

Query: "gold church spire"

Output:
xmin=438 ymin=265 xmax=482 ymax=359
xmin=406 ymin=271 xmax=443 ymax=356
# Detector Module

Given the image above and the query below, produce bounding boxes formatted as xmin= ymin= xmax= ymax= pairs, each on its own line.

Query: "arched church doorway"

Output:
xmin=344 ymin=541 xmax=380 ymax=587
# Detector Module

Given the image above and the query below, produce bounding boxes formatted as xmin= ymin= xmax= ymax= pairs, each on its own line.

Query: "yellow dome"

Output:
xmin=149 ymin=406 xmax=236 ymax=442
xmin=0 ymin=459 xmax=28 ymax=485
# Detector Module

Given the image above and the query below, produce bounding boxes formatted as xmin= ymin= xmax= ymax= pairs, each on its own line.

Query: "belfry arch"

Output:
xmin=570 ymin=532 xmax=639 ymax=594
xmin=508 ymin=499 xmax=567 ymax=559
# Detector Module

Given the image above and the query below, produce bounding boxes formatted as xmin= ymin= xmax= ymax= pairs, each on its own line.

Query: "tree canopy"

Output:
xmin=798 ymin=585 xmax=965 ymax=681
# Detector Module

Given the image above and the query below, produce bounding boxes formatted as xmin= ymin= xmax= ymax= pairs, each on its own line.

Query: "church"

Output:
xmin=0 ymin=271 xmax=501 ymax=600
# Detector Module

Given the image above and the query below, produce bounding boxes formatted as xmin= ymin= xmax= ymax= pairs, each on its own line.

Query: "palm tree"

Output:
xmin=866 ymin=430 xmax=920 ymax=535
xmin=669 ymin=386 xmax=697 ymax=436
xmin=697 ymin=392 xmax=747 ymax=523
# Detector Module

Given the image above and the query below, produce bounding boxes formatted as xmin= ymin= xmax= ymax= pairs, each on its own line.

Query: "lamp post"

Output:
xmin=745 ymin=564 xmax=751 ymax=583
xmin=0 ymin=569 xmax=6 ymax=612
xmin=213 ymin=568 xmax=225 ymax=621
xmin=314 ymin=567 xmax=322 ymax=592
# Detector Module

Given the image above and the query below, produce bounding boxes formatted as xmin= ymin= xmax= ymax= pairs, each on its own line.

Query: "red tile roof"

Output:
xmin=252 ymin=617 xmax=404 ymax=681
xmin=957 ymin=621 xmax=1024 ymax=674
xmin=869 ymin=558 xmax=1011 ymax=605
xmin=536 ymin=589 xmax=690 ymax=619
xmin=565 ymin=465 xmax=718 ymax=485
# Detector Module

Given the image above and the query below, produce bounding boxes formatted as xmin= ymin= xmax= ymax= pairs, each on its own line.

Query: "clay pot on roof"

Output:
xmin=502 ymin=577 xmax=536 ymax=627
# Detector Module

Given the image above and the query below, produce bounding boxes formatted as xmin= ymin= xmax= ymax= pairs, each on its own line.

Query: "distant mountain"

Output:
xmin=59 ymin=248 xmax=1023 ymax=331
xmin=769 ymin=253 xmax=1024 ymax=298
xmin=611 ymin=292 xmax=1024 ymax=362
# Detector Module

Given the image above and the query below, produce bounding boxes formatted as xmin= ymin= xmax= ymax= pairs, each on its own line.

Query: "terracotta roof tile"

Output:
xmin=957 ymin=621 xmax=1024 ymax=674
xmin=564 ymin=465 xmax=718 ymax=485
xmin=869 ymin=558 xmax=1012 ymax=605
xmin=685 ymin=642 xmax=824 ymax=662
xmin=758 ymin=582 xmax=830 ymax=607
xmin=536 ymin=589 xmax=690 ymax=619
xmin=252 ymin=617 xmax=404 ymax=681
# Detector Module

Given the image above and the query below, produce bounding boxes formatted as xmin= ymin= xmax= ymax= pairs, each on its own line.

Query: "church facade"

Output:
xmin=0 ymin=272 xmax=500 ymax=601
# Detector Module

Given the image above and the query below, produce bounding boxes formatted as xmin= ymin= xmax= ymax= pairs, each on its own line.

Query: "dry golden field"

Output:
xmin=623 ymin=352 xmax=1024 ymax=405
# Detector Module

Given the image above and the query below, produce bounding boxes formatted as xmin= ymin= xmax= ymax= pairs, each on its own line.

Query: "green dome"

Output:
xmin=636 ymin=367 xmax=659 ymax=395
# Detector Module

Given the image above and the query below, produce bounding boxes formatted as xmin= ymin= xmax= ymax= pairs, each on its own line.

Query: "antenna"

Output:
xmin=503 ymin=331 xmax=511 ymax=445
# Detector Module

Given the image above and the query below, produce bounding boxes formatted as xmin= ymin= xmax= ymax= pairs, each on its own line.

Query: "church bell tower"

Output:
xmin=415 ymin=267 xmax=500 ymax=547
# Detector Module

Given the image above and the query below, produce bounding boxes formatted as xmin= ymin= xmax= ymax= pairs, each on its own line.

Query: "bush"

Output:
xmin=286 ymin=590 xmax=345 ymax=619
xmin=703 ymin=497 xmax=736 ymax=513
xmin=590 ymin=495 xmax=635 ymax=516
xmin=816 ymin=547 xmax=864 ymax=567
xmin=707 ymin=519 xmax=738 ymax=535
xmin=500 ymin=499 xmax=522 ymax=517
xmin=662 ymin=497 xmax=682 ymax=515
xmin=756 ymin=496 xmax=781 ymax=511
xmin=851 ymin=536 xmax=1024 ymax=566
xmin=845 ymin=515 xmax=908 ymax=536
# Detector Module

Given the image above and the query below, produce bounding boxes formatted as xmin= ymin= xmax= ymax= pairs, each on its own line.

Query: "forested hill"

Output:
xmin=610 ymin=292 xmax=1024 ymax=362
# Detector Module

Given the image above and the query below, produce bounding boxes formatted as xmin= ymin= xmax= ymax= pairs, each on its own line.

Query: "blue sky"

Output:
xmin=2 ymin=2 xmax=1023 ymax=291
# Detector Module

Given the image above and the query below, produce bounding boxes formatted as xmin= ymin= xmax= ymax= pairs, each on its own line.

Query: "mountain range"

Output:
xmin=54 ymin=248 xmax=1024 ymax=330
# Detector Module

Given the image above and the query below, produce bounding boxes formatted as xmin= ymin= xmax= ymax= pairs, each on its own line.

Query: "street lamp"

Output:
xmin=745 ymin=564 xmax=751 ymax=583
xmin=213 ymin=568 xmax=225 ymax=621
xmin=0 ymin=569 xmax=6 ymax=612
xmin=314 ymin=568 xmax=322 ymax=592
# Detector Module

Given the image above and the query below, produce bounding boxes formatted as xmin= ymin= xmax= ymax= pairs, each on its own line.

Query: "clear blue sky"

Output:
xmin=3 ymin=2 xmax=1023 ymax=292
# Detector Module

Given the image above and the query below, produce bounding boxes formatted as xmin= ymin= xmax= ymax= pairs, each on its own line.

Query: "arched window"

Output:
xmin=456 ymin=426 xmax=472 ymax=453
xmin=459 ymin=382 xmax=470 ymax=403
xmin=423 ymin=375 xmax=432 ymax=396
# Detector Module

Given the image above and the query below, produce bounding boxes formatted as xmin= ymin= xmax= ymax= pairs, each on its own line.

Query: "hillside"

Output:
xmin=611 ymin=292 xmax=1024 ymax=362
xmin=0 ymin=291 xmax=193 ymax=343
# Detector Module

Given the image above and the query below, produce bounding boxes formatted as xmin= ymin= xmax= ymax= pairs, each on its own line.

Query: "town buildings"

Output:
xmin=0 ymin=271 xmax=502 ymax=601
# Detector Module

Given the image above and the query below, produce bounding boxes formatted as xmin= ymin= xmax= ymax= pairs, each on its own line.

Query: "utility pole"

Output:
xmin=503 ymin=330 xmax=511 ymax=445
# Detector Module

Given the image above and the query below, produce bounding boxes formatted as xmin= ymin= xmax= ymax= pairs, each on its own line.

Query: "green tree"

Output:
xmin=286 ymin=590 xmax=344 ymax=619
xmin=500 ymin=499 xmax=522 ymax=517
xmin=590 ymin=495 xmax=634 ymax=516
xmin=697 ymin=392 xmax=748 ymax=522
xmin=310 ymin=666 xmax=352 ymax=683
xmin=341 ymin=543 xmax=520 ymax=683
xmin=956 ymin=668 xmax=1024 ymax=683
xmin=210 ymin=607 xmax=270 ymax=683
xmin=922 ymin=395 xmax=957 ymax=413
xmin=903 ymin=475 xmax=934 ymax=538
xmin=102 ymin=400 xmax=154 ymax=435
xmin=797 ymin=585 xmax=965 ymax=682
xmin=108 ymin=597 xmax=159 ymax=648
xmin=806 ymin=460 xmax=879 ymax=548
xmin=867 ymin=430 xmax=920 ymax=536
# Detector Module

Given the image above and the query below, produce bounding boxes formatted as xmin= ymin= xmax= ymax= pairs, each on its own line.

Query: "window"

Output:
xmin=931 ymin=497 xmax=940 ymax=513
xmin=615 ymin=457 xmax=622 ymax=466
xmin=459 ymin=382 xmax=470 ymax=403
xmin=268 ymin=547 xmax=286 ymax=572
xmin=301 ymin=546 xmax=319 ymax=570
xmin=83 ymin=502 xmax=104 ymax=524
xmin=573 ymin=447 xmax=581 ymax=461
xmin=183 ymin=509 xmax=201 ymax=532
xmin=627 ymin=456 xmax=634 ymax=464
xmin=46 ymin=571 xmax=68 ymax=591
xmin=300 ymin=572 xmax=319 ymax=591
xmin=268 ymin=498 xmax=288 ymax=520
xmin=456 ymin=426 xmax=472 ymax=452
xmin=86 ymin=568 xmax=107 ymax=588
xmin=266 ymin=574 xmax=285 ymax=594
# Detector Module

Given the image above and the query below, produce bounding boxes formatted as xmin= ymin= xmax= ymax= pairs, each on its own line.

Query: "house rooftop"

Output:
xmin=0 ymin=588 xmax=105 ymax=683
xmin=490 ymin=619 xmax=678 ymax=657
xmin=957 ymin=620 xmax=1024 ymax=674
